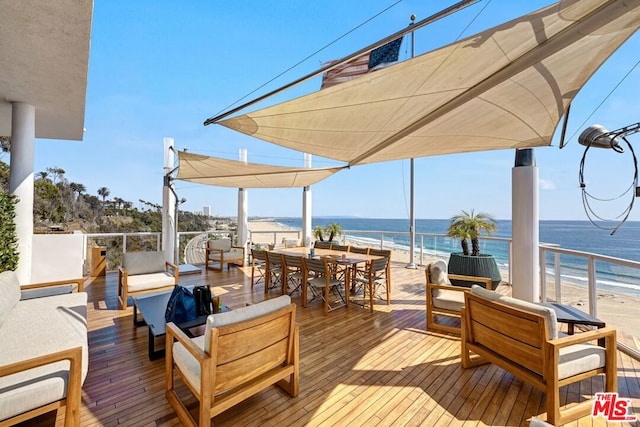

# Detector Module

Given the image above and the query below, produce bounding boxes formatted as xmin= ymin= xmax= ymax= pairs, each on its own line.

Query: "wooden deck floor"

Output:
xmin=21 ymin=262 xmax=640 ymax=426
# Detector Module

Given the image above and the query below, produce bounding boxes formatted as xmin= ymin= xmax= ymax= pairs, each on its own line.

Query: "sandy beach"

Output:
xmin=249 ymin=219 xmax=640 ymax=339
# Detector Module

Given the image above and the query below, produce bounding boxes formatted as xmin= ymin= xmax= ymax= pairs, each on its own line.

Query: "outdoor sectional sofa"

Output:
xmin=0 ymin=270 xmax=88 ymax=426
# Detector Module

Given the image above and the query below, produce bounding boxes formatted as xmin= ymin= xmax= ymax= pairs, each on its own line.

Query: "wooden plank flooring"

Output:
xmin=19 ymin=262 xmax=640 ymax=426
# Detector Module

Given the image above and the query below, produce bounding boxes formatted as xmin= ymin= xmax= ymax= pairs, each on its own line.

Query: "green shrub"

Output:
xmin=0 ymin=192 xmax=19 ymax=272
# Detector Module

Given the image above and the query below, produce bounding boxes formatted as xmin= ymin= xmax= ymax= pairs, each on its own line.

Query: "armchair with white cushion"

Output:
xmin=205 ymin=238 xmax=245 ymax=271
xmin=426 ymin=260 xmax=491 ymax=335
xmin=118 ymin=251 xmax=178 ymax=309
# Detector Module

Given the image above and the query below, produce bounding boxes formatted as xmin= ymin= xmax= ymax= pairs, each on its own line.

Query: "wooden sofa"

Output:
xmin=205 ymin=238 xmax=245 ymax=272
xmin=425 ymin=261 xmax=492 ymax=335
xmin=461 ymin=286 xmax=617 ymax=425
xmin=118 ymin=251 xmax=179 ymax=309
xmin=165 ymin=295 xmax=299 ymax=427
xmin=0 ymin=270 xmax=88 ymax=426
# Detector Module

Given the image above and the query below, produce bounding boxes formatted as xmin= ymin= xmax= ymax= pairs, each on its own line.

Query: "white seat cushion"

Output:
xmin=558 ymin=342 xmax=606 ymax=380
xmin=0 ymin=292 xmax=88 ymax=421
xmin=432 ymin=289 xmax=465 ymax=311
xmin=126 ymin=272 xmax=175 ymax=292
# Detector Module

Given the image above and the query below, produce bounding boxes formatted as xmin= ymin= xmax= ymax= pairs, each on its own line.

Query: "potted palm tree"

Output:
xmin=313 ymin=223 xmax=343 ymax=244
xmin=446 ymin=209 xmax=501 ymax=288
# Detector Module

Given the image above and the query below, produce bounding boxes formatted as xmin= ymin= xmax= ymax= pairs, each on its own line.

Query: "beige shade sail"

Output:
xmin=176 ymin=151 xmax=345 ymax=188
xmin=219 ymin=0 xmax=640 ymax=165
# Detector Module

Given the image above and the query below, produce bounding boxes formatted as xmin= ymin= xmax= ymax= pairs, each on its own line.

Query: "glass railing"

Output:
xmin=81 ymin=228 xmax=640 ymax=358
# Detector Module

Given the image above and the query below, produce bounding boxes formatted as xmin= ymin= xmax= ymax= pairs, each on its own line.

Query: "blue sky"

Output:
xmin=27 ymin=0 xmax=640 ymax=220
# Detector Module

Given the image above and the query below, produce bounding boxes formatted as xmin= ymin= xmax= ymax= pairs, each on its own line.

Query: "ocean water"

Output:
xmin=273 ymin=217 xmax=640 ymax=297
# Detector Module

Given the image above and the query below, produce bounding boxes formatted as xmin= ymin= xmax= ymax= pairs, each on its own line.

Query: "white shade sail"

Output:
xmin=219 ymin=0 xmax=640 ymax=165
xmin=176 ymin=151 xmax=344 ymax=188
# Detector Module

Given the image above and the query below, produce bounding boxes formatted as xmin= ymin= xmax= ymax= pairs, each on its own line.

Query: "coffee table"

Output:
xmin=132 ymin=289 xmax=227 ymax=360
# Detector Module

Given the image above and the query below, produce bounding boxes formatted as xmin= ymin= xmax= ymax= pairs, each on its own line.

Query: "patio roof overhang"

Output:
xmin=0 ymin=0 xmax=93 ymax=141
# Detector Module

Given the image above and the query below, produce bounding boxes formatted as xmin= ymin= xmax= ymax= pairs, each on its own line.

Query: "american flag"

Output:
xmin=321 ymin=37 xmax=403 ymax=89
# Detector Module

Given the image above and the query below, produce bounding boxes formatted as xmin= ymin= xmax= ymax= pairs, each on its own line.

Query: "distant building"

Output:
xmin=203 ymin=205 xmax=211 ymax=217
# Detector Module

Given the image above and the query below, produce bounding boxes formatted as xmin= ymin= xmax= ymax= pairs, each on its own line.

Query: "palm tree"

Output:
xmin=325 ymin=223 xmax=343 ymax=242
xmin=313 ymin=225 xmax=326 ymax=241
xmin=447 ymin=210 xmax=497 ymax=256
xmin=97 ymin=187 xmax=110 ymax=203
xmin=69 ymin=182 xmax=86 ymax=199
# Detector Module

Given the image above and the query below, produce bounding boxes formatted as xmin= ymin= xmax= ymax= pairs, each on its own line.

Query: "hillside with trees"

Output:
xmin=0 ymin=160 xmax=214 ymax=234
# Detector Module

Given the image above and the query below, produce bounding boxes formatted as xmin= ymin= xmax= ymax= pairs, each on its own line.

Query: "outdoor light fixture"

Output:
xmin=578 ymin=124 xmax=623 ymax=151
xmin=578 ymin=122 xmax=640 ymax=151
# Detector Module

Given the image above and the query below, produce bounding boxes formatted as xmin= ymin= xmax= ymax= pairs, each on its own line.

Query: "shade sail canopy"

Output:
xmin=176 ymin=151 xmax=344 ymax=188
xmin=219 ymin=0 xmax=640 ymax=165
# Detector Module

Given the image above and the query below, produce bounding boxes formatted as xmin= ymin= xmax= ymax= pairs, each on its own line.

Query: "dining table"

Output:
xmin=271 ymin=247 xmax=384 ymax=308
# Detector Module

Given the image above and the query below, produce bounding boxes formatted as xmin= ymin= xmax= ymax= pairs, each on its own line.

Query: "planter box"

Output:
xmin=447 ymin=253 xmax=501 ymax=289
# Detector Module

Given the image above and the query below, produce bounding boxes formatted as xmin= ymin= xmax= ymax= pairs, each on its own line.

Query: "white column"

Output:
xmin=237 ymin=149 xmax=248 ymax=250
xmin=511 ymin=148 xmax=540 ymax=302
xmin=9 ymin=102 xmax=35 ymax=283
xmin=162 ymin=137 xmax=176 ymax=264
xmin=302 ymin=153 xmax=312 ymax=247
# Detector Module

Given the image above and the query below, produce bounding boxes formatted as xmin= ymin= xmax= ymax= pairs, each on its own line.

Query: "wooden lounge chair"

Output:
xmin=425 ymin=260 xmax=491 ymax=335
xmin=205 ymin=238 xmax=245 ymax=271
xmin=165 ymin=295 xmax=299 ymax=426
xmin=461 ymin=286 xmax=617 ymax=425
xmin=118 ymin=251 xmax=178 ymax=309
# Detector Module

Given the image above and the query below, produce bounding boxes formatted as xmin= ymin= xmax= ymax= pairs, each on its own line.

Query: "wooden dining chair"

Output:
xmin=302 ymin=257 xmax=346 ymax=315
xmin=331 ymin=244 xmax=350 ymax=252
xmin=282 ymin=254 xmax=304 ymax=296
xmin=313 ymin=241 xmax=332 ymax=250
xmin=353 ymin=256 xmax=390 ymax=312
xmin=250 ymin=248 xmax=267 ymax=291
xmin=367 ymin=248 xmax=392 ymax=297
xmin=265 ymin=251 xmax=285 ymax=295
xmin=348 ymin=246 xmax=369 ymax=254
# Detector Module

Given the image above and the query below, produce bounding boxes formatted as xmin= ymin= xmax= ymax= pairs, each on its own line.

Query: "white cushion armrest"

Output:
xmin=0 ymin=346 xmax=83 ymax=422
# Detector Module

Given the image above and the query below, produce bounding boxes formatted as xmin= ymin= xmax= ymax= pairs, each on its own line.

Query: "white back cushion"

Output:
xmin=429 ymin=260 xmax=450 ymax=297
xmin=471 ymin=285 xmax=558 ymax=339
xmin=122 ymin=251 xmax=166 ymax=275
xmin=0 ymin=271 xmax=21 ymax=326
xmin=208 ymin=239 xmax=232 ymax=252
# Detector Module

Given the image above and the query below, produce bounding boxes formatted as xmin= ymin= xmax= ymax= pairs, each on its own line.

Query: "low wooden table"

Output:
xmin=540 ymin=302 xmax=606 ymax=345
xmin=132 ymin=289 xmax=228 ymax=360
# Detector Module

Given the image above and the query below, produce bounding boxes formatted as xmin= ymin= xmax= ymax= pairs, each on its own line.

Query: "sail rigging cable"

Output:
xmin=211 ymin=1 xmax=402 ymax=119
xmin=204 ymin=0 xmax=481 ymax=126
xmin=567 ymin=57 xmax=640 ymax=144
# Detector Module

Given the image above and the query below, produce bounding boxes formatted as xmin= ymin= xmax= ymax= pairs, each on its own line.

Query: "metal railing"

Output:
xmin=248 ymin=229 xmax=302 ymax=247
xmin=82 ymin=228 xmax=640 ymax=359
